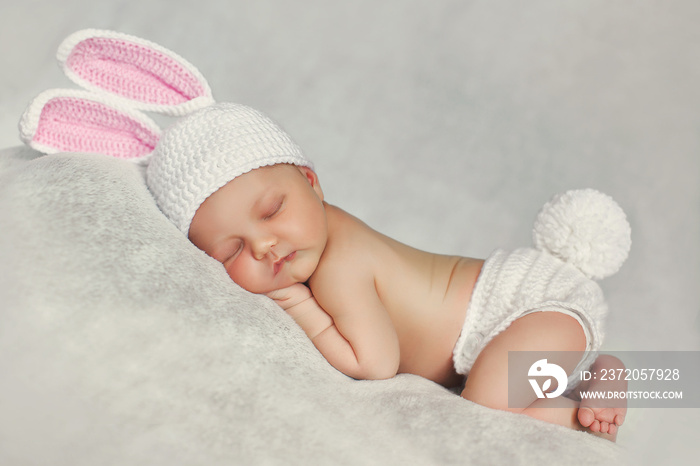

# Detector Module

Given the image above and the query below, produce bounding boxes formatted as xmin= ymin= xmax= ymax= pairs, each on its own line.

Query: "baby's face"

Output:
xmin=188 ymin=164 xmax=328 ymax=294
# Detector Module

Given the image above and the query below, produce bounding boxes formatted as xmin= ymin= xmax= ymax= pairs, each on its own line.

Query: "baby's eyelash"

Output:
xmin=263 ymin=198 xmax=284 ymax=220
xmin=223 ymin=241 xmax=243 ymax=264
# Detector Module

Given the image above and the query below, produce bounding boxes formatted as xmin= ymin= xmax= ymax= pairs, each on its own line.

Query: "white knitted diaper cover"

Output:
xmin=452 ymin=248 xmax=607 ymax=379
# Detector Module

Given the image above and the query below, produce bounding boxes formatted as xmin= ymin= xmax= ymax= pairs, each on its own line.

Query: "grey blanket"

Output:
xmin=0 ymin=146 xmax=623 ymax=464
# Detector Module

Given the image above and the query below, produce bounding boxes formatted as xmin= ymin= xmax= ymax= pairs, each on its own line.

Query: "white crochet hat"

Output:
xmin=17 ymin=30 xmax=314 ymax=236
xmin=146 ymin=103 xmax=313 ymax=235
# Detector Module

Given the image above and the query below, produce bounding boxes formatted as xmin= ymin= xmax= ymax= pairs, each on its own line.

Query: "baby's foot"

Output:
xmin=576 ymin=355 xmax=627 ymax=440
xmin=578 ymin=404 xmax=626 ymax=438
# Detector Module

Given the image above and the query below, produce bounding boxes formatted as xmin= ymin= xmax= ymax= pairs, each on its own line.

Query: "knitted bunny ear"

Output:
xmin=57 ymin=29 xmax=214 ymax=116
xmin=19 ymin=89 xmax=161 ymax=160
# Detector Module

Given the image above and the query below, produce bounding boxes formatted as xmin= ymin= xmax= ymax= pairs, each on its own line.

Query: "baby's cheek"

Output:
xmin=224 ymin=261 xmax=248 ymax=287
xmin=227 ymin=260 xmax=269 ymax=294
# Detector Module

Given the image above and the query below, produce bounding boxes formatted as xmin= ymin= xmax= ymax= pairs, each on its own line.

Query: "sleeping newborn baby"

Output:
xmin=145 ymin=103 xmax=630 ymax=440
xmin=17 ymin=29 xmax=631 ymax=442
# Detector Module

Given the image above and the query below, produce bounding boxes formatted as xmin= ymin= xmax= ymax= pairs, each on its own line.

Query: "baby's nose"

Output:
xmin=252 ymin=236 xmax=277 ymax=260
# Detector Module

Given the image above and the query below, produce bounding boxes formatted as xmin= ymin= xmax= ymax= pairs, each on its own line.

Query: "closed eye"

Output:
xmin=221 ymin=240 xmax=244 ymax=265
xmin=263 ymin=197 xmax=284 ymax=220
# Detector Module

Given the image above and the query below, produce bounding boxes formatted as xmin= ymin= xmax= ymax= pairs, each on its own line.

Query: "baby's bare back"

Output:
xmin=311 ymin=204 xmax=483 ymax=387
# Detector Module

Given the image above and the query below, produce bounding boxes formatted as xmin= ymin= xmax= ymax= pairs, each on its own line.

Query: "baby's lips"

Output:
xmin=273 ymin=251 xmax=297 ymax=275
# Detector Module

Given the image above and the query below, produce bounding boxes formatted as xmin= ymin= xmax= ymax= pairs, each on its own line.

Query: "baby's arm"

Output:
xmin=268 ymin=276 xmax=400 ymax=380
xmin=312 ymin=269 xmax=400 ymax=380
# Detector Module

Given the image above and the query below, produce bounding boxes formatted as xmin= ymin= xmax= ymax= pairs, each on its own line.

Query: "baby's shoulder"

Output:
xmin=311 ymin=204 xmax=379 ymax=286
xmin=323 ymin=204 xmax=381 ymax=255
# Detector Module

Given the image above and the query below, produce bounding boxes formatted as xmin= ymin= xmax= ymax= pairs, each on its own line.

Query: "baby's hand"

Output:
xmin=265 ymin=283 xmax=314 ymax=312
xmin=266 ymin=284 xmax=332 ymax=338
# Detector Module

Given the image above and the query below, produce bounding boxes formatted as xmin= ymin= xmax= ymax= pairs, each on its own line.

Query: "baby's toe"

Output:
xmin=599 ymin=421 xmax=609 ymax=434
xmin=614 ymin=414 xmax=625 ymax=426
xmin=578 ymin=407 xmax=595 ymax=427
xmin=589 ymin=420 xmax=601 ymax=433
xmin=608 ymin=424 xmax=618 ymax=437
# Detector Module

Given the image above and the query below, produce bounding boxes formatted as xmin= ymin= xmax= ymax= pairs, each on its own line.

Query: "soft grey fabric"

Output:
xmin=1 ymin=0 xmax=699 ymax=464
xmin=0 ymin=146 xmax=624 ymax=465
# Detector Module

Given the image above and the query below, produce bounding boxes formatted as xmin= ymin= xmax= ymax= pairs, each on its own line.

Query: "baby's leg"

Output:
xmin=461 ymin=312 xmax=614 ymax=437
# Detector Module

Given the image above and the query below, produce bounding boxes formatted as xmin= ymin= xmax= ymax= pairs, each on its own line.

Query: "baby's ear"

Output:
xmin=298 ymin=166 xmax=323 ymax=200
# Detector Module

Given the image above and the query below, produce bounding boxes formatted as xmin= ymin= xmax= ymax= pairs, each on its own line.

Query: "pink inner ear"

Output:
xmin=65 ymin=37 xmax=207 ymax=106
xmin=33 ymin=97 xmax=159 ymax=158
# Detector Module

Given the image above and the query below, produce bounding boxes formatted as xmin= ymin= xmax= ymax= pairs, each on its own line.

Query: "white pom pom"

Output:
xmin=533 ymin=189 xmax=631 ymax=280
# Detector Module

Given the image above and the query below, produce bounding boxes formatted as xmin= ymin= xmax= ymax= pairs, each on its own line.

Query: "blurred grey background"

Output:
xmin=1 ymin=0 xmax=698 ymax=463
